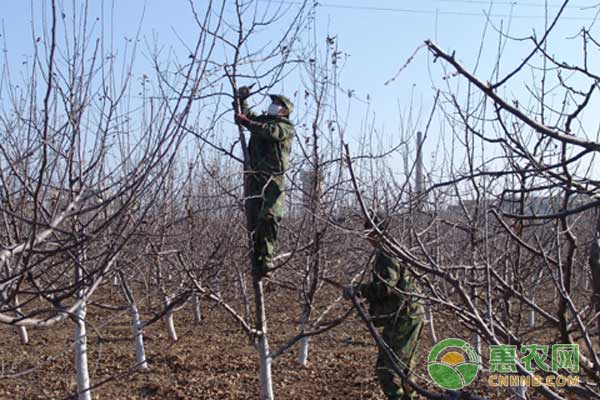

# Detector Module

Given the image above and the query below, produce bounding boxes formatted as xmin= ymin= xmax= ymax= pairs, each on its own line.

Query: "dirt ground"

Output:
xmin=0 ymin=284 xmax=560 ymax=400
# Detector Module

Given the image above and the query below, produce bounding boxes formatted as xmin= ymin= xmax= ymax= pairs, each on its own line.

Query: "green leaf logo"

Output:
xmin=428 ymin=338 xmax=480 ymax=390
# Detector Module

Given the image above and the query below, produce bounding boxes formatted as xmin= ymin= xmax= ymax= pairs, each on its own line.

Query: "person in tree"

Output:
xmin=234 ymin=86 xmax=295 ymax=278
xmin=345 ymin=210 xmax=424 ymax=400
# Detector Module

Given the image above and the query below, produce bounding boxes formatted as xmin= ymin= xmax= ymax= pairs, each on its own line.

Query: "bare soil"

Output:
xmin=0 ymin=283 xmax=565 ymax=400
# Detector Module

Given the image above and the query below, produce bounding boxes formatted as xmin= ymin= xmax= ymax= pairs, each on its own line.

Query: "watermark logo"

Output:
xmin=428 ymin=339 xmax=580 ymax=390
xmin=488 ymin=344 xmax=579 ymax=388
xmin=428 ymin=338 xmax=481 ymax=390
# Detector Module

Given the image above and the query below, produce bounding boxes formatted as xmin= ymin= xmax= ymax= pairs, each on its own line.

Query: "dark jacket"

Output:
xmin=240 ymin=102 xmax=294 ymax=176
xmin=359 ymin=250 xmax=422 ymax=326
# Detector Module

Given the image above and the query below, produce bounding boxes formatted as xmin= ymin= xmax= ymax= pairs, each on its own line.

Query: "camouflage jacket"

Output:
xmin=240 ymin=101 xmax=294 ymax=176
xmin=359 ymin=250 xmax=422 ymax=326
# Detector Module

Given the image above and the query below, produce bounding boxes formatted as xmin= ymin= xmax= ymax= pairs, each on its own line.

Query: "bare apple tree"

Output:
xmin=0 ymin=0 xmax=199 ymax=397
xmin=336 ymin=3 xmax=600 ymax=398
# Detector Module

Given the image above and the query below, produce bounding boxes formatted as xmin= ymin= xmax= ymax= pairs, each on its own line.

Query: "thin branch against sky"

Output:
xmin=2 ymin=0 xmax=599 ymax=172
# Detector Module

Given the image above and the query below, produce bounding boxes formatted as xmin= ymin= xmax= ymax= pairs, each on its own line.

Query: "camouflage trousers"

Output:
xmin=246 ymin=173 xmax=285 ymax=277
xmin=376 ymin=312 xmax=424 ymax=400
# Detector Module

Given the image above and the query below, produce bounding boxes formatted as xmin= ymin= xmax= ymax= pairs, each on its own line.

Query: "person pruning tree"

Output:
xmin=234 ymin=86 xmax=295 ymax=279
xmin=345 ymin=210 xmax=424 ymax=400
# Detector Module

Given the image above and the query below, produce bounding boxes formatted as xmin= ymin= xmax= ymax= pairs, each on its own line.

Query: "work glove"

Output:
xmin=235 ymin=113 xmax=251 ymax=127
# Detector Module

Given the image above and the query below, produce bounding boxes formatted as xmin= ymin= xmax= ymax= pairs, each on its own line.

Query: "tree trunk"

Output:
xmin=15 ymin=296 xmax=29 ymax=344
xmin=234 ymin=82 xmax=273 ymax=399
xmin=74 ymin=239 xmax=91 ymax=400
xmin=298 ymin=338 xmax=309 ymax=367
xmin=119 ymin=272 xmax=149 ymax=369
xmin=17 ymin=325 xmax=29 ymax=345
xmin=165 ymin=308 xmax=178 ymax=342
xmin=192 ymin=292 xmax=202 ymax=324
xmin=425 ymin=306 xmax=437 ymax=343
xmin=131 ymin=302 xmax=149 ymax=370
xmin=254 ymin=280 xmax=273 ymax=400
xmin=297 ymin=307 xmax=310 ymax=367
xmin=74 ymin=301 xmax=91 ymax=400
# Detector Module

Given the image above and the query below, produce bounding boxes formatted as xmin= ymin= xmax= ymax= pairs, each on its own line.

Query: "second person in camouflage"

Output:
xmin=235 ymin=88 xmax=295 ymax=278
xmin=346 ymin=211 xmax=424 ymax=400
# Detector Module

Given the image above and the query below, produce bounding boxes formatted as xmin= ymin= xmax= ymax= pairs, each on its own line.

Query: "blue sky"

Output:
xmin=1 ymin=1 xmax=598 ymax=179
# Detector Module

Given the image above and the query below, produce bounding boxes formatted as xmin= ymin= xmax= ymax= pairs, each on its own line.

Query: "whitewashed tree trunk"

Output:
xmin=119 ymin=272 xmax=148 ymax=370
xmin=164 ymin=296 xmax=178 ymax=342
xmin=297 ymin=337 xmax=309 ymax=367
xmin=297 ymin=255 xmax=312 ymax=367
xmin=258 ymin=332 xmax=273 ymax=399
xmin=74 ymin=301 xmax=91 ymax=400
xmin=165 ymin=314 xmax=178 ymax=341
xmin=17 ymin=325 xmax=29 ymax=344
xmin=192 ymin=292 xmax=202 ymax=323
xmin=425 ymin=305 xmax=437 ymax=343
xmin=74 ymin=234 xmax=91 ymax=400
xmin=253 ymin=279 xmax=273 ymax=400
xmin=131 ymin=302 xmax=148 ymax=369
xmin=14 ymin=296 xmax=29 ymax=344
xmin=258 ymin=335 xmax=273 ymax=400
xmin=471 ymin=332 xmax=481 ymax=356
xmin=297 ymin=307 xmax=310 ymax=367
